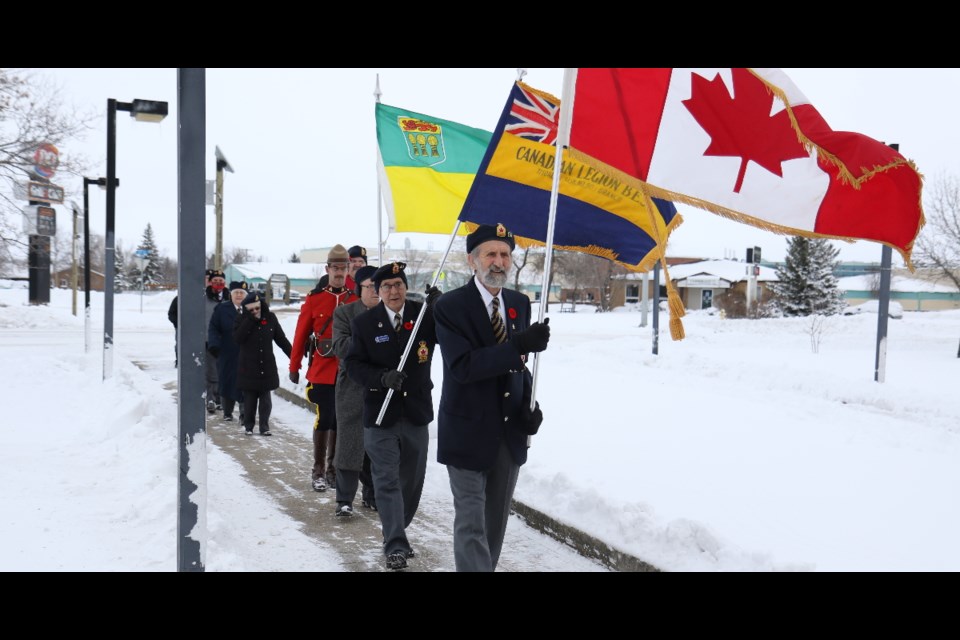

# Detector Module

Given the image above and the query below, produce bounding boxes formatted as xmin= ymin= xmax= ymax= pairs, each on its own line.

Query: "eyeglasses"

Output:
xmin=379 ymin=282 xmax=405 ymax=291
xmin=246 ymin=304 xmax=261 ymax=312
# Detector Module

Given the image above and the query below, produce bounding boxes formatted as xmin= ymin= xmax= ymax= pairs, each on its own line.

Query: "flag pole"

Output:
xmin=529 ymin=68 xmax=576 ymax=411
xmin=375 ymin=74 xmax=384 ymax=266
xmin=375 ymin=219 xmax=462 ymax=426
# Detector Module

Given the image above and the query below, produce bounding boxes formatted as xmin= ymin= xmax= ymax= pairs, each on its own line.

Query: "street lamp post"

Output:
xmin=213 ymin=146 xmax=234 ymax=270
xmin=103 ymin=98 xmax=168 ymax=380
xmin=82 ymin=176 xmax=115 ymax=354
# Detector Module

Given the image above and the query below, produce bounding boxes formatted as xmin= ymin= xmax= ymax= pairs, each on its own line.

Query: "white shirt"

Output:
xmin=473 ymin=277 xmax=504 ymax=321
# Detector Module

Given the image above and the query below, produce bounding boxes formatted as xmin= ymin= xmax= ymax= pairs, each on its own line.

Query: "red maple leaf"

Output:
xmin=682 ymin=69 xmax=808 ymax=193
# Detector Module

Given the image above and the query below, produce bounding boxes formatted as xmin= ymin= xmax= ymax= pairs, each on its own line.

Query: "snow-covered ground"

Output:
xmin=3 ymin=282 xmax=958 ymax=571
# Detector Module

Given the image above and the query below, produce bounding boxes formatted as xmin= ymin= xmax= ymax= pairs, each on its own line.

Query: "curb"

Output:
xmin=274 ymin=385 xmax=660 ymax=572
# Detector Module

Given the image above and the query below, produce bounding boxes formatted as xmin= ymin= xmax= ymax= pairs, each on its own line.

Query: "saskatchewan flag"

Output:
xmin=376 ymin=102 xmax=492 ymax=235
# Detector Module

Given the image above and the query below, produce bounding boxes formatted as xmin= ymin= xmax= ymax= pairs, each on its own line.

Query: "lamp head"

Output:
xmin=215 ymin=146 xmax=234 ymax=173
xmin=129 ymin=99 xmax=168 ymax=123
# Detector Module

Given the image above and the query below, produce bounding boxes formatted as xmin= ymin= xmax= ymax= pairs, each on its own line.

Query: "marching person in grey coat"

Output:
xmin=331 ymin=265 xmax=379 ymax=517
xmin=234 ymin=290 xmax=293 ymax=436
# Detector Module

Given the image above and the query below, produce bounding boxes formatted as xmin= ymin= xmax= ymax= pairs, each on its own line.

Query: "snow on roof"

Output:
xmin=666 ymin=259 xmax=779 ymax=283
xmin=230 ymin=263 xmax=328 ymax=282
xmin=838 ymin=274 xmax=958 ymax=293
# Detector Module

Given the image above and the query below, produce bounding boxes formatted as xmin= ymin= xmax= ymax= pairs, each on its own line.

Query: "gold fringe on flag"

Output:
xmin=669 ymin=315 xmax=685 ymax=341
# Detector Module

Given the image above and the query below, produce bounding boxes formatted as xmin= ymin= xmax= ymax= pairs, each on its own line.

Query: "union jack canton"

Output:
xmin=505 ymin=84 xmax=559 ymax=145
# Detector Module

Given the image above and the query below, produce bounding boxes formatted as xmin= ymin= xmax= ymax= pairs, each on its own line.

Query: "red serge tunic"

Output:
xmin=290 ymin=286 xmax=357 ymax=385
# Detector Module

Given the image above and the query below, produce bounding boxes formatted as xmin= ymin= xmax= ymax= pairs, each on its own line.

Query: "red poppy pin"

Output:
xmin=508 ymin=308 xmax=517 ymax=319
xmin=261 ymin=319 xmax=267 ymax=325
xmin=403 ymin=320 xmax=413 ymax=331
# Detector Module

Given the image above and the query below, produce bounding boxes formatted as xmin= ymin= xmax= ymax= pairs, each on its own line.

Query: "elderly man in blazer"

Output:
xmin=433 ymin=223 xmax=549 ymax=572
xmin=345 ymin=261 xmax=441 ymax=570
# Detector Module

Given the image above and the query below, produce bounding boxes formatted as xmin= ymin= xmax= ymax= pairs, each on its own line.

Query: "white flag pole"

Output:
xmin=529 ymin=68 xmax=577 ymax=412
xmin=374 ymin=74 xmax=384 ymax=266
xmin=375 ymin=219 xmax=462 ymax=426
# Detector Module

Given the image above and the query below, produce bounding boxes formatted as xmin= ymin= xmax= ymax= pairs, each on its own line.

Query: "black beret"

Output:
xmin=241 ymin=291 xmax=264 ymax=307
xmin=372 ymin=261 xmax=408 ymax=292
xmin=208 ymin=269 xmax=226 ymax=280
xmin=348 ymin=245 xmax=368 ymax=262
xmin=228 ymin=281 xmax=247 ymax=292
xmin=353 ymin=265 xmax=378 ymax=295
xmin=466 ymin=223 xmax=515 ymax=254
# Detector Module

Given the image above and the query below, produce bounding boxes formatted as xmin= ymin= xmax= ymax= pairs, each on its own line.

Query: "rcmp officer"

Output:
xmin=289 ymin=245 xmax=358 ymax=491
xmin=344 ymin=261 xmax=441 ymax=570
xmin=433 ymin=222 xmax=549 ymax=572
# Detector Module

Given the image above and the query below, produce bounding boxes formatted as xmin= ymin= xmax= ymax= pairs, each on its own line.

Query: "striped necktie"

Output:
xmin=394 ymin=312 xmax=402 ymax=333
xmin=491 ymin=297 xmax=507 ymax=344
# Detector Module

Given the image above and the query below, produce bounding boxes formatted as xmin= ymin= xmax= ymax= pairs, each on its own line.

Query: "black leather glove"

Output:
xmin=289 ymin=371 xmax=299 ymax=384
xmin=510 ymin=318 xmax=550 ymax=354
xmin=207 ymin=345 xmax=220 ymax=358
xmin=520 ymin=401 xmax=543 ymax=436
xmin=381 ymin=369 xmax=407 ymax=391
xmin=425 ymin=284 xmax=441 ymax=307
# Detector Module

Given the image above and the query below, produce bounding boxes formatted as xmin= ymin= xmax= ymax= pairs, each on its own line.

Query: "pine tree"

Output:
xmin=129 ymin=224 xmax=163 ymax=289
xmin=771 ymin=237 xmax=846 ymax=316
xmin=114 ymin=241 xmax=128 ymax=292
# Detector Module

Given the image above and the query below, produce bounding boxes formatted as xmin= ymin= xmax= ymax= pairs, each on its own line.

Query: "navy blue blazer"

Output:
xmin=433 ymin=278 xmax=533 ymax=471
xmin=345 ymin=300 xmax=437 ymax=429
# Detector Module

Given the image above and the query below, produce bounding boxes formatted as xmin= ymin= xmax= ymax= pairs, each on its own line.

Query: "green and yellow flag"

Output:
xmin=376 ymin=103 xmax=492 ymax=235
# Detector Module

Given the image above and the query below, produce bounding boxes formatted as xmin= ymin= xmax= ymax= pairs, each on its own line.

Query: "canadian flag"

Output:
xmin=568 ymin=68 xmax=924 ymax=264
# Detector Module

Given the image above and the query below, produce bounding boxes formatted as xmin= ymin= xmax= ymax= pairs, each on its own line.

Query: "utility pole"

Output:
xmin=213 ymin=146 xmax=234 ymax=271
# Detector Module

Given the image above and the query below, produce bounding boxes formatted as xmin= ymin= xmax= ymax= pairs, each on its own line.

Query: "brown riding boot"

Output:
xmin=325 ymin=429 xmax=337 ymax=487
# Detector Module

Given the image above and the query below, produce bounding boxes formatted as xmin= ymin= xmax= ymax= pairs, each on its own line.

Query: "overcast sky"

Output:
xmin=34 ymin=68 xmax=960 ymax=267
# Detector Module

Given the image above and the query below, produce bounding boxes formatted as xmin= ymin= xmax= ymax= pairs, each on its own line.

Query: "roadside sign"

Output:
xmin=33 ymin=143 xmax=59 ymax=179
xmin=27 ymin=181 xmax=65 ymax=204
xmin=22 ymin=205 xmax=56 ymax=236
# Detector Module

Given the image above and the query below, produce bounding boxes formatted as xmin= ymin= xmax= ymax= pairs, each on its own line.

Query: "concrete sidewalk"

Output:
xmin=272 ymin=387 xmax=659 ymax=572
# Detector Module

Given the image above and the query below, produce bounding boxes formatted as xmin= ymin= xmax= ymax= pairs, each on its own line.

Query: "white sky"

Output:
xmin=3 ymin=283 xmax=958 ymax=571
xmin=29 ymin=68 xmax=960 ymax=267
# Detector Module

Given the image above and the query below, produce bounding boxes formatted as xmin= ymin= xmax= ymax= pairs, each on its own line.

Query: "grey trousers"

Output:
xmin=447 ymin=440 xmax=520 ymax=572
xmin=363 ymin=418 xmax=428 ymax=557
xmin=336 ymin=468 xmax=359 ymax=506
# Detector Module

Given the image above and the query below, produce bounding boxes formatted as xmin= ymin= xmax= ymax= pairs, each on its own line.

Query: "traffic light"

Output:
xmin=753 ymin=246 xmax=762 ymax=264
xmin=746 ymin=247 xmax=754 ymax=263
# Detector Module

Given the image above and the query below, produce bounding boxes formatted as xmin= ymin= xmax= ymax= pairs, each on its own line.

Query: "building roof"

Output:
xmin=838 ymin=274 xmax=958 ymax=293
xmin=665 ymin=259 xmax=779 ymax=283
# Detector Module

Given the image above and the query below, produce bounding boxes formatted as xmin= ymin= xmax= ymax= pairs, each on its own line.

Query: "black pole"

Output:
xmin=83 ymin=179 xmax=91 ymax=318
xmin=652 ymin=261 xmax=660 ymax=355
xmin=103 ymin=99 xmax=117 ymax=380
xmin=177 ymin=68 xmax=206 ymax=572
xmin=874 ymin=143 xmax=898 ymax=383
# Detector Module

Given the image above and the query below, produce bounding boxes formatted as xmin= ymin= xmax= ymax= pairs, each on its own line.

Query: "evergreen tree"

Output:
xmin=114 ymin=241 xmax=128 ymax=292
xmin=771 ymin=237 xmax=845 ymax=316
xmin=288 ymin=251 xmax=301 ymax=263
xmin=129 ymin=223 xmax=163 ymax=289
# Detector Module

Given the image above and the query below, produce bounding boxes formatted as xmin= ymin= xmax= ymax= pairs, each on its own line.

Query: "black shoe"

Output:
xmin=223 ymin=414 xmax=233 ymax=422
xmin=244 ymin=429 xmax=253 ymax=436
xmin=206 ymin=401 xmax=216 ymax=414
xmin=335 ymin=503 xmax=354 ymax=517
xmin=260 ymin=429 xmax=272 ymax=436
xmin=386 ymin=552 xmax=407 ymax=570
xmin=405 ymin=548 xmax=416 ymax=559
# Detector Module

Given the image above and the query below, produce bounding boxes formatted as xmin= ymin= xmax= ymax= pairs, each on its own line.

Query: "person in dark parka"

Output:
xmin=208 ymin=281 xmax=249 ymax=422
xmin=234 ymin=290 xmax=293 ymax=436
